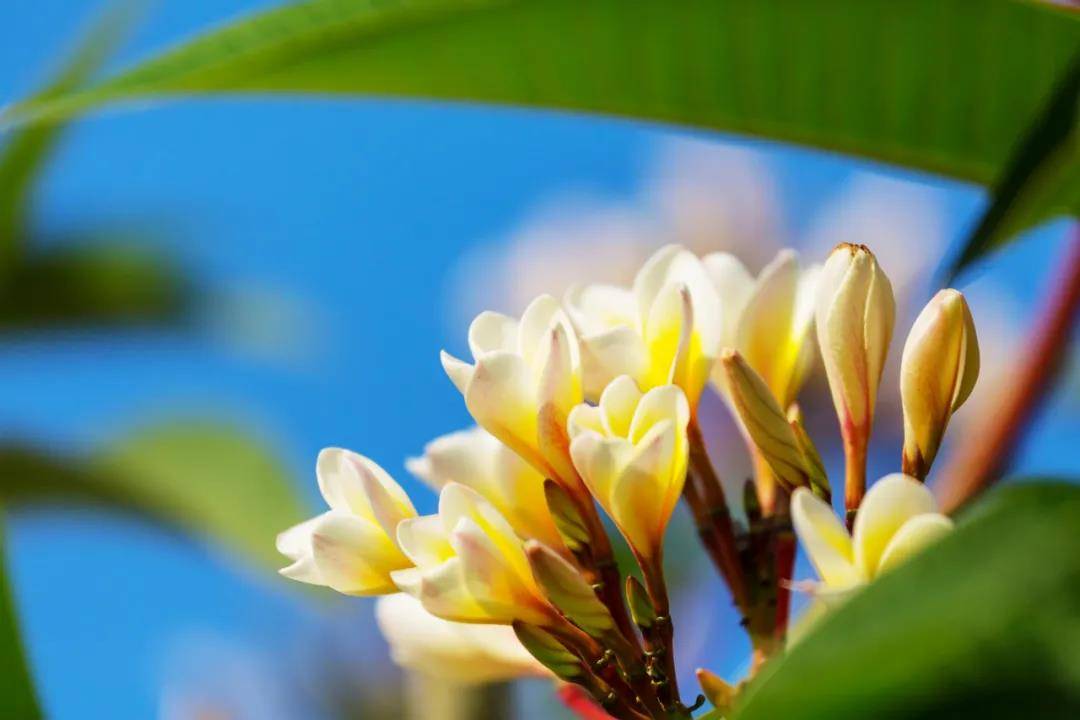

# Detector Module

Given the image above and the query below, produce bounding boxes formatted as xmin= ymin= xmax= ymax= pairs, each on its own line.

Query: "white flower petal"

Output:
xmin=564 ymin=284 xmax=638 ymax=335
xmin=853 ymin=473 xmax=937 ymax=578
xmin=877 ymin=513 xmax=953 ymax=575
xmin=468 ymin=311 xmax=518 ymax=357
xmin=440 ymin=350 xmax=475 ymax=395
xmin=791 ymin=488 xmax=861 ymax=589
xmin=316 ymin=448 xmax=373 ymax=519
xmin=598 ymin=375 xmax=644 ymax=438
xmin=310 ymin=512 xmax=404 ymax=595
xmin=397 ymin=514 xmax=454 ymax=568
xmin=578 ymin=325 xmax=649 ymax=399
xmin=351 ymin=454 xmax=417 ymax=540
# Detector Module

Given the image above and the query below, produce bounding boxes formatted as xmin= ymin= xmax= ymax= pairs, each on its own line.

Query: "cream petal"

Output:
xmin=451 ymin=517 xmax=545 ymax=624
xmin=375 ymin=593 xmax=545 ymax=683
xmin=407 ymin=427 xmax=492 ymax=492
xmin=643 ymin=282 xmax=691 ymax=389
xmin=816 ymin=249 xmax=873 ymax=426
xmin=440 ymin=350 xmax=476 ymax=395
xmin=567 ymin=404 xmax=605 ymax=439
xmin=703 ymin=252 xmax=755 ymax=349
xmin=877 ymin=513 xmax=953 ymax=575
xmin=316 ymin=448 xmax=373 ymax=519
xmin=279 ymin=552 xmax=324 ymax=586
xmin=564 ymin=284 xmax=638 ymax=335
xmin=418 ymin=556 xmax=492 ymax=624
xmin=598 ymin=375 xmax=644 ymax=438
xmin=438 ymin=483 xmax=523 ymax=571
xmin=468 ymin=311 xmax=518 ymax=357
xmin=853 ymin=473 xmax=937 ymax=577
xmin=276 ymin=515 xmax=320 ymax=562
xmin=390 ymin=566 xmax=425 ymax=596
xmin=310 ymin=512 xmax=403 ymax=595
xmin=738 ymin=250 xmax=798 ymax=401
xmin=629 ymin=385 xmax=690 ymax=444
xmin=537 ymin=323 xmax=582 ymax=418
xmin=634 ymin=244 xmax=685 ymax=318
xmin=579 ymin=325 xmax=650 ymax=399
xmin=396 ymin=515 xmax=454 ymax=568
xmin=569 ymin=432 xmax=632 ymax=510
xmin=464 ymin=351 xmax=546 ymax=473
xmin=517 ymin=294 xmax=564 ymax=362
xmin=611 ymin=423 xmax=675 ymax=555
xmin=351 ymin=454 xmax=417 ymax=540
xmin=791 ymin=488 xmax=862 ymax=588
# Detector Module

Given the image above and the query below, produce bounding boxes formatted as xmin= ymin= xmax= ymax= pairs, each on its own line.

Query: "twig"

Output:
xmin=936 ymin=228 xmax=1080 ymax=513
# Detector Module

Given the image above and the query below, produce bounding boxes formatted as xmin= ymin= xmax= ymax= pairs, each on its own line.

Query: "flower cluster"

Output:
xmin=278 ymin=243 xmax=979 ymax=718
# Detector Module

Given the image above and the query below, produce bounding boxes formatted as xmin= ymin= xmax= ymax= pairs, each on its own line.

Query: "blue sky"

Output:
xmin=2 ymin=2 xmax=1077 ymax=718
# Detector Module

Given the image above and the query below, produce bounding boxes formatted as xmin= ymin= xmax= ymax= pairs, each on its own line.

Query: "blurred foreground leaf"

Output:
xmin=734 ymin=481 xmax=1080 ymax=719
xmin=0 ymin=3 xmax=137 ymax=265
xmin=0 ymin=241 xmax=188 ymax=332
xmin=945 ymin=54 xmax=1080 ymax=281
xmin=0 ymin=421 xmax=308 ymax=572
xmin=0 ymin=521 xmax=41 ymax=719
xmin=2 ymin=0 xmax=1077 ymax=189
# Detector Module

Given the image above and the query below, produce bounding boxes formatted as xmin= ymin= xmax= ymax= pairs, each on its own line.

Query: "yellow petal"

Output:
xmin=418 ymin=556 xmax=493 ymax=624
xmin=316 ymin=448 xmax=374 ymax=520
xmin=738 ymin=250 xmax=799 ymax=402
xmin=643 ymin=282 xmax=691 ymax=390
xmin=451 ymin=517 xmax=548 ymax=625
xmin=611 ymin=422 xmax=674 ymax=556
xmin=439 ymin=483 xmax=530 ymax=581
xmin=464 ymin=351 xmax=546 ymax=473
xmin=396 ymin=514 xmax=454 ymax=568
xmin=310 ymin=512 xmax=405 ymax=595
xmin=853 ymin=473 xmax=937 ymax=578
xmin=628 ymin=384 xmax=690 ymax=445
xmin=351 ymin=454 xmax=417 ymax=540
xmin=791 ymin=488 xmax=861 ymax=588
xmin=567 ymin=403 xmax=605 ymax=439
xmin=598 ymin=374 xmax=644 ymax=438
xmin=877 ymin=513 xmax=953 ymax=575
xmin=569 ymin=432 xmax=631 ymax=512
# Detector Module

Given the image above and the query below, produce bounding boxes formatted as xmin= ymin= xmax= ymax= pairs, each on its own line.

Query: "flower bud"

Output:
xmin=814 ymin=244 xmax=895 ymax=516
xmin=900 ymin=289 xmax=979 ymax=479
xmin=720 ymin=350 xmax=818 ymax=494
xmin=525 ymin=541 xmax=614 ymax=636
xmin=512 ymin=621 xmax=584 ymax=681
xmin=624 ymin=576 xmax=656 ymax=630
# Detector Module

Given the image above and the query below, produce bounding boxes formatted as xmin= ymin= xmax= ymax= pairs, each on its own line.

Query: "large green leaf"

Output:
xmin=734 ymin=481 xmax=1080 ymax=720
xmin=944 ymin=53 xmax=1080 ymax=281
xmin=0 ymin=521 xmax=41 ymax=720
xmin=2 ymin=0 xmax=1078 ymax=189
xmin=0 ymin=421 xmax=309 ymax=571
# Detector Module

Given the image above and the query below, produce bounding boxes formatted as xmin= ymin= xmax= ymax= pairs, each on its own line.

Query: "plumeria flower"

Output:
xmin=791 ymin=473 xmax=953 ymax=598
xmin=392 ymin=483 xmax=555 ymax=626
xmin=441 ymin=295 xmax=582 ymax=487
xmin=567 ymin=376 xmax=690 ymax=560
xmin=564 ymin=244 xmax=721 ymax=410
xmin=276 ymin=449 xmax=416 ymax=595
xmin=375 ymin=593 xmax=548 ymax=684
xmin=406 ymin=427 xmax=564 ymax=550
xmin=705 ymin=249 xmax=821 ymax=409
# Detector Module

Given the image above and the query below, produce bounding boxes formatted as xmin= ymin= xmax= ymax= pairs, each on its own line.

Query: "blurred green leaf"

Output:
xmin=0 ymin=241 xmax=188 ymax=332
xmin=0 ymin=421 xmax=309 ymax=572
xmin=945 ymin=54 xmax=1080 ymax=282
xmin=0 ymin=3 xmax=137 ymax=266
xmin=0 ymin=521 xmax=41 ymax=720
xmin=2 ymin=0 xmax=1077 ymax=188
xmin=734 ymin=481 xmax=1080 ymax=720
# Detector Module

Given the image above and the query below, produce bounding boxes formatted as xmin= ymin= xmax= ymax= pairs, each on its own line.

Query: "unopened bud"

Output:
xmin=787 ymin=404 xmax=829 ymax=501
xmin=695 ymin=668 xmax=735 ymax=713
xmin=721 ymin=350 xmax=813 ymax=492
xmin=815 ymin=243 xmax=895 ymax=517
xmin=543 ymin=479 xmax=590 ymax=552
xmin=513 ymin=621 xmax=583 ymax=681
xmin=625 ymin=576 xmax=656 ymax=630
xmin=901 ymin=289 xmax=979 ymax=479
xmin=526 ymin=541 xmax=613 ymax=636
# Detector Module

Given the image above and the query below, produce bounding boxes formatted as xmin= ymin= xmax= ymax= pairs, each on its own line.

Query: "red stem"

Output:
xmin=558 ymin=685 xmax=614 ymax=720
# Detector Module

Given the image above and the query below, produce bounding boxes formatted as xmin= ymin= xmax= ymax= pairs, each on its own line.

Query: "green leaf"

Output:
xmin=0 ymin=421 xmax=309 ymax=572
xmin=0 ymin=3 xmax=138 ymax=267
xmin=2 ymin=0 xmax=1078 ymax=187
xmin=0 ymin=241 xmax=188 ymax=332
xmin=734 ymin=481 xmax=1080 ymax=720
xmin=944 ymin=54 xmax=1080 ymax=282
xmin=0 ymin=520 xmax=42 ymax=720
